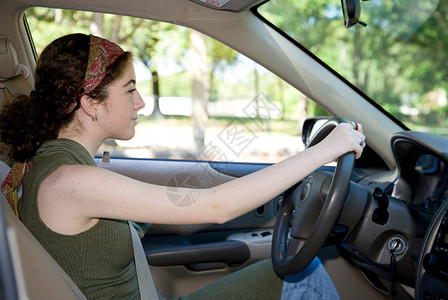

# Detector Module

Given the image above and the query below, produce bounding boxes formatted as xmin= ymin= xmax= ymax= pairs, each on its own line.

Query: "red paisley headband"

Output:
xmin=63 ymin=35 xmax=125 ymax=115
xmin=82 ymin=35 xmax=125 ymax=95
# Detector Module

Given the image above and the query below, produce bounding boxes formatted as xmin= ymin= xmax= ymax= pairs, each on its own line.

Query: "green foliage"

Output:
xmin=26 ymin=8 xmax=91 ymax=53
xmin=159 ymin=72 xmax=192 ymax=97
xmin=259 ymin=0 xmax=448 ymax=132
xmin=25 ymin=6 xmax=326 ymax=126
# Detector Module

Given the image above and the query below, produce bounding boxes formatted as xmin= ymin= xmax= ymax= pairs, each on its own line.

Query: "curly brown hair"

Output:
xmin=0 ymin=33 xmax=132 ymax=162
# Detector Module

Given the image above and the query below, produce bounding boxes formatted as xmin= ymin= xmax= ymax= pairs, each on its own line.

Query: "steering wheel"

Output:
xmin=272 ymin=117 xmax=355 ymax=276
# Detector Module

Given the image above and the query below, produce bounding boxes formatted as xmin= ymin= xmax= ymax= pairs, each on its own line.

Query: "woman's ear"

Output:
xmin=79 ymin=95 xmax=99 ymax=121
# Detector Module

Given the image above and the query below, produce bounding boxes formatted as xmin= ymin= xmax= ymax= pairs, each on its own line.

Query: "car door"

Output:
xmin=96 ymin=155 xmax=280 ymax=297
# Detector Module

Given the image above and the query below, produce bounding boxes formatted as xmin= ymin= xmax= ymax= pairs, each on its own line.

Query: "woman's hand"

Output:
xmin=313 ymin=121 xmax=366 ymax=163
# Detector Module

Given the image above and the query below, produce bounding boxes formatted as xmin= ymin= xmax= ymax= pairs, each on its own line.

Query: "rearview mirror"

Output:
xmin=341 ymin=0 xmax=367 ymax=28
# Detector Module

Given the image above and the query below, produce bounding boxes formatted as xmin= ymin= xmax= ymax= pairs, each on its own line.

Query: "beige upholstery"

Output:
xmin=0 ymin=37 xmax=20 ymax=80
xmin=0 ymin=36 xmax=33 ymax=110
xmin=1 ymin=163 xmax=86 ymax=299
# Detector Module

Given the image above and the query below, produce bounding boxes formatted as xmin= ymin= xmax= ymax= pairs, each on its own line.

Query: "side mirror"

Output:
xmin=341 ymin=0 xmax=367 ymax=28
xmin=301 ymin=117 xmax=330 ymax=147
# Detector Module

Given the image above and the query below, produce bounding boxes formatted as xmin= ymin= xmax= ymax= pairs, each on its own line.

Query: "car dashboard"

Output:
xmin=336 ymin=131 xmax=448 ymax=299
xmin=391 ymin=131 xmax=448 ymax=299
xmin=392 ymin=133 xmax=448 ymax=214
xmin=412 ymin=155 xmax=448 ymax=214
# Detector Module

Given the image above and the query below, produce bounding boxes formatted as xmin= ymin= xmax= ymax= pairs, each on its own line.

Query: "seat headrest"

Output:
xmin=0 ymin=37 xmax=33 ymax=112
xmin=0 ymin=37 xmax=19 ymax=80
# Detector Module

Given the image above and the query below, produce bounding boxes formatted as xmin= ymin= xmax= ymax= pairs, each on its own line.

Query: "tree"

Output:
xmin=189 ymin=31 xmax=241 ymax=151
xmin=190 ymin=30 xmax=209 ymax=151
xmin=132 ymin=21 xmax=165 ymax=118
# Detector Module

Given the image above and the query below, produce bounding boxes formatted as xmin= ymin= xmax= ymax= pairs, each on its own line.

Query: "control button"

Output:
xmin=261 ymin=231 xmax=272 ymax=237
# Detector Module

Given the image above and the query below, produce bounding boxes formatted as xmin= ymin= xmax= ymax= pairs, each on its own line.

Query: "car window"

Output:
xmin=25 ymin=8 xmax=329 ymax=163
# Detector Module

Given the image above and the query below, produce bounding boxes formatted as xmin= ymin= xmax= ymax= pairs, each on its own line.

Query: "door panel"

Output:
xmin=95 ymin=155 xmax=280 ymax=297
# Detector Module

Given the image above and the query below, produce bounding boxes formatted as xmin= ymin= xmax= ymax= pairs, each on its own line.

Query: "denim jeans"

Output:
xmin=282 ymin=257 xmax=340 ymax=300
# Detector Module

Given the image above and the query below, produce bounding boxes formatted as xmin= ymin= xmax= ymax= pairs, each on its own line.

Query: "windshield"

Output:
xmin=258 ymin=0 xmax=448 ymax=136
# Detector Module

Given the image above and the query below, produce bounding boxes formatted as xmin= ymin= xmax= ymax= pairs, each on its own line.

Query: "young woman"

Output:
xmin=0 ymin=33 xmax=365 ymax=299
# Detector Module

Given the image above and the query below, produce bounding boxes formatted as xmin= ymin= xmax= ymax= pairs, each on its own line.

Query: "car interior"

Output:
xmin=1 ymin=0 xmax=448 ymax=299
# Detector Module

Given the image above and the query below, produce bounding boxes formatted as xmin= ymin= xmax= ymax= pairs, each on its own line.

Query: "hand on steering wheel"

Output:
xmin=272 ymin=117 xmax=356 ymax=276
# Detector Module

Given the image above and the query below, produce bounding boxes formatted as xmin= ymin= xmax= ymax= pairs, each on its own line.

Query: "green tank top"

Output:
xmin=19 ymin=138 xmax=141 ymax=299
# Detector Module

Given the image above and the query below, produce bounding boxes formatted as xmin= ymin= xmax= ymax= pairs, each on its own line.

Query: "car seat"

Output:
xmin=0 ymin=161 xmax=86 ymax=300
xmin=0 ymin=34 xmax=87 ymax=300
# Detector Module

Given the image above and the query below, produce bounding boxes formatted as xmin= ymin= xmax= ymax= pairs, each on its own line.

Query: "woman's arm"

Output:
xmin=38 ymin=123 xmax=364 ymax=233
